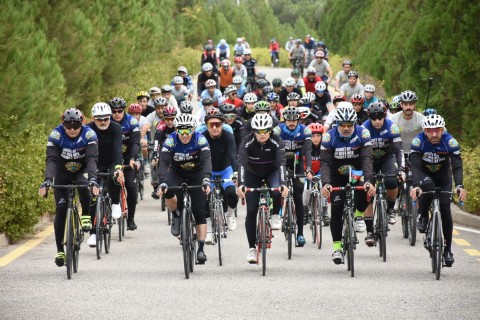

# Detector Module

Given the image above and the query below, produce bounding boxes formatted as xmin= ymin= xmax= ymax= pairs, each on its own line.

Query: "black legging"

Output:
xmin=205 ymin=185 xmax=238 ymax=219
xmin=124 ymin=167 xmax=137 ymax=221
xmin=292 ymin=177 xmax=305 ymax=236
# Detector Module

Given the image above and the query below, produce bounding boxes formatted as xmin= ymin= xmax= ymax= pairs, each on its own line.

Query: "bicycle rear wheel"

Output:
xmin=261 ymin=208 xmax=267 ymax=276
xmin=433 ymin=212 xmax=443 ymax=280
xmin=313 ymin=195 xmax=322 ymax=249
xmin=346 ymin=210 xmax=355 ymax=277
xmin=407 ymin=186 xmax=417 ymax=246
xmin=66 ymin=208 xmax=74 ymax=279
xmin=73 ymin=206 xmax=81 ymax=273
xmin=377 ymin=200 xmax=387 ymax=262
xmin=286 ymin=198 xmax=293 ymax=260
xmin=95 ymin=199 xmax=104 ymax=260
xmin=215 ymin=202 xmax=223 ymax=266
xmin=104 ymin=201 xmax=112 ymax=254
xmin=161 ymin=196 xmax=166 ymax=212
xmin=398 ymin=185 xmax=409 ymax=238
xmin=181 ymin=208 xmax=190 ymax=279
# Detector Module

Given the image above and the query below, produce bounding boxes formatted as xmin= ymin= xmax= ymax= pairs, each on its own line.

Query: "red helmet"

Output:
xmin=308 ymin=122 xmax=324 ymax=134
xmin=332 ymin=94 xmax=346 ymax=104
xmin=128 ymin=103 xmax=142 ymax=114
xmin=234 ymin=56 xmax=243 ymax=63
xmin=350 ymin=93 xmax=365 ymax=104
xmin=163 ymin=105 xmax=178 ymax=118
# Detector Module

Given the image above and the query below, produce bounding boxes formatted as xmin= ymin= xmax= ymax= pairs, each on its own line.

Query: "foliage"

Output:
xmin=461 ymin=147 xmax=480 ymax=215
xmin=0 ymin=117 xmax=54 ymax=241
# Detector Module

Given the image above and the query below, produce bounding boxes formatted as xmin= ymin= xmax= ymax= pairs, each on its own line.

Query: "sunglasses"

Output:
xmin=207 ymin=122 xmax=222 ymax=129
xmin=338 ymin=122 xmax=354 ymax=128
xmin=94 ymin=117 xmax=110 ymax=123
xmin=425 ymin=128 xmax=443 ymax=134
xmin=369 ymin=114 xmax=385 ymax=121
xmin=224 ymin=114 xmax=236 ymax=119
xmin=112 ymin=109 xmax=124 ymax=114
xmin=63 ymin=122 xmax=82 ymax=130
xmin=254 ymin=129 xmax=270 ymax=134
xmin=230 ymin=92 xmax=237 ymax=95
xmin=177 ymin=128 xmax=193 ymax=135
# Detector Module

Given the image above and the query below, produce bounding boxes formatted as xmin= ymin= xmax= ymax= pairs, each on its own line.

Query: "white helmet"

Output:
xmin=205 ymin=79 xmax=216 ymax=87
xmin=202 ymin=63 xmax=213 ymax=72
xmin=251 ymin=114 xmax=273 ymax=130
xmin=298 ymin=106 xmax=311 ymax=119
xmin=335 ymin=102 xmax=357 ymax=122
xmin=315 ymin=50 xmax=325 ymax=58
xmin=306 ymin=66 xmax=316 ymax=74
xmin=173 ymin=76 xmax=183 ymax=85
xmin=305 ymin=92 xmax=316 ymax=102
xmin=232 ymin=76 xmax=243 ymax=84
xmin=243 ymin=93 xmax=257 ymax=103
xmin=422 ymin=114 xmax=445 ymax=129
xmin=284 ymin=77 xmax=296 ymax=87
xmin=174 ymin=113 xmax=196 ymax=128
xmin=178 ymin=66 xmax=188 ymax=74
xmin=243 ymin=49 xmax=252 ymax=55
xmin=92 ymin=102 xmax=111 ymax=117
xmin=149 ymin=86 xmax=161 ymax=95
xmin=179 ymin=101 xmax=193 ymax=114
xmin=221 ymin=59 xmax=231 ymax=67
xmin=315 ymin=81 xmax=327 ymax=92
xmin=220 ymin=39 xmax=226 ymax=44
xmin=224 ymin=85 xmax=237 ymax=95
xmin=364 ymin=84 xmax=376 ymax=92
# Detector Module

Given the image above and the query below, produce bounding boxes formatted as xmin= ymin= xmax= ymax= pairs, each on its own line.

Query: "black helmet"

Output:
xmin=256 ymin=79 xmax=269 ymax=89
xmin=262 ymin=85 xmax=273 ymax=95
xmin=202 ymin=97 xmax=215 ymax=106
xmin=62 ymin=108 xmax=83 ymax=123
xmin=272 ymin=78 xmax=283 ymax=87
xmin=219 ymin=103 xmax=237 ymax=114
xmin=109 ymin=97 xmax=126 ymax=109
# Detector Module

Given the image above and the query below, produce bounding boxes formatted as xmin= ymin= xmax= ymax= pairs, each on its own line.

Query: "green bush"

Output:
xmin=0 ymin=117 xmax=54 ymax=241
xmin=461 ymin=147 xmax=480 ymax=215
xmin=250 ymin=48 xmax=291 ymax=68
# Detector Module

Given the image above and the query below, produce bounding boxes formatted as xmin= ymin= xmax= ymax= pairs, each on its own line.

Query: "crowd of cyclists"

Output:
xmin=39 ymin=37 xmax=467 ymax=273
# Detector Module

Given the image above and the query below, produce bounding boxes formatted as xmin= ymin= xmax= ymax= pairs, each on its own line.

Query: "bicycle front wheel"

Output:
xmin=312 ymin=195 xmax=322 ymax=249
xmin=378 ymin=200 xmax=387 ymax=262
xmin=95 ymin=199 xmax=104 ymax=260
xmin=346 ymin=210 xmax=355 ymax=277
xmin=104 ymin=201 xmax=112 ymax=254
xmin=65 ymin=208 xmax=74 ymax=279
xmin=181 ymin=208 xmax=190 ymax=279
xmin=189 ymin=211 xmax=196 ymax=273
xmin=261 ymin=208 xmax=267 ymax=276
xmin=398 ymin=186 xmax=409 ymax=238
xmin=286 ymin=198 xmax=294 ymax=260
xmin=73 ymin=206 xmax=81 ymax=273
xmin=407 ymin=186 xmax=417 ymax=246
xmin=433 ymin=212 xmax=443 ymax=280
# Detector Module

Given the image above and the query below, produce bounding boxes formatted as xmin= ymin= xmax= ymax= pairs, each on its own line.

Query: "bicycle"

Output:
xmin=246 ymin=76 xmax=256 ymax=93
xmin=94 ymin=172 xmax=114 ymax=259
xmin=209 ymin=176 xmax=230 ymax=266
xmin=243 ymin=183 xmax=282 ymax=276
xmin=282 ymin=168 xmax=304 ymax=259
xmin=306 ymin=175 xmax=327 ymax=249
xmin=418 ymin=188 xmax=455 ymax=280
xmin=292 ymin=58 xmax=304 ymax=76
xmin=163 ymin=183 xmax=203 ymax=279
xmin=135 ymin=160 xmax=144 ymax=202
xmin=47 ymin=184 xmax=89 ymax=279
xmin=398 ymin=154 xmax=418 ymax=246
xmin=118 ymin=180 xmax=128 ymax=242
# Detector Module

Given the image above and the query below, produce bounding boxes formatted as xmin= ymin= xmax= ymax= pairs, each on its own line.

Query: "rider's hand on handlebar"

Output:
xmin=140 ymin=139 xmax=148 ymax=147
xmin=364 ymin=182 xmax=376 ymax=197
xmin=114 ymin=169 xmax=125 ymax=184
xmin=237 ymin=185 xmax=245 ymax=199
xmin=38 ymin=179 xmax=52 ymax=198
xmin=398 ymin=171 xmax=406 ymax=183
xmin=410 ymin=187 xmax=422 ymax=201
xmin=158 ymin=183 xmax=168 ymax=196
xmin=322 ymin=184 xmax=331 ymax=198
xmin=88 ymin=179 xmax=100 ymax=196
xmin=280 ymin=185 xmax=289 ymax=198
xmin=456 ymin=187 xmax=467 ymax=202
xmin=202 ymin=178 xmax=211 ymax=195
xmin=305 ymin=169 xmax=313 ymax=181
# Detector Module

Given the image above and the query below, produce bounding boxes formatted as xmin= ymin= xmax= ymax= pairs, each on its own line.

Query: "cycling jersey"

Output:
xmin=197 ymin=72 xmax=219 ymax=95
xmin=340 ymin=83 xmax=364 ymax=102
xmin=86 ymin=121 xmax=123 ymax=171
xmin=199 ymin=89 xmax=224 ymax=107
xmin=289 ymin=46 xmax=305 ymax=59
xmin=154 ymin=120 xmax=175 ymax=147
xmin=313 ymin=91 xmax=332 ymax=116
xmin=171 ymin=74 xmax=194 ymax=95
xmin=216 ymin=43 xmax=230 ymax=58
xmin=335 ymin=70 xmax=349 ymax=89
xmin=355 ymin=109 xmax=369 ymax=125
xmin=233 ymin=43 xmax=246 ymax=56
xmin=303 ymin=75 xmax=322 ymax=93
xmin=310 ymin=144 xmax=321 ymax=174
xmin=279 ymin=88 xmax=303 ymax=107
xmin=233 ymin=64 xmax=248 ymax=83
xmin=363 ymin=96 xmax=378 ymax=109
xmin=223 ymin=97 xmax=244 ymax=109
xmin=197 ymin=129 xmax=237 ymax=173
xmin=243 ymin=59 xmax=257 ymax=78
xmin=391 ymin=111 xmax=424 ymax=153
xmin=141 ymin=105 xmax=155 ymax=117
xmin=171 ymin=85 xmax=189 ymax=104
xmin=273 ymin=123 xmax=312 ymax=172
xmin=46 ymin=125 xmax=98 ymax=180
xmin=201 ymin=51 xmax=218 ymax=72
xmin=308 ymin=59 xmax=330 ymax=77
xmin=239 ymin=105 xmax=256 ymax=122
xmin=112 ymin=114 xmax=141 ymax=164
xmin=219 ymin=67 xmax=235 ymax=89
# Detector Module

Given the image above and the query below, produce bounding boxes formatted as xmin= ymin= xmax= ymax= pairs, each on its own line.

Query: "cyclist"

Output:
xmin=303 ymin=34 xmax=315 ymax=60
xmin=200 ymin=44 xmax=218 ymax=73
xmin=218 ymin=59 xmax=235 ymax=94
xmin=285 ymin=36 xmax=295 ymax=52
xmin=304 ymin=67 xmax=322 ymax=93
xmin=362 ymin=101 xmax=404 ymax=245
xmin=161 ymin=85 xmax=179 ymax=111
xmin=410 ymin=114 xmax=466 ymax=267
xmin=232 ymin=57 xmax=247 ymax=85
xmin=171 ymin=76 xmax=189 ymax=105
xmin=233 ymin=37 xmax=246 ymax=56
xmin=334 ymin=60 xmax=352 ymax=92
xmin=273 ymin=107 xmax=313 ymax=242
xmin=269 ymin=38 xmax=280 ymax=66
xmin=236 ymin=114 xmax=289 ymax=263
xmin=152 ymin=105 xmax=177 ymax=160
xmin=232 ymin=75 xmax=246 ymax=99
xmin=129 ymin=102 xmax=150 ymax=173
xmin=197 ymin=63 xmax=219 ymax=100
xmin=242 ymin=101 xmax=281 ymax=139
xmin=391 ymin=90 xmax=425 ymax=154
xmin=313 ymin=81 xmax=333 ymax=121
xmin=243 ymin=49 xmax=258 ymax=91
xmin=198 ymin=79 xmax=224 ymax=109
xmin=239 ymin=92 xmax=258 ymax=122
xmin=279 ymin=78 xmax=303 ymax=107
xmin=363 ymin=84 xmax=378 ymax=109
xmin=216 ymin=39 xmax=230 ymax=62
xmin=137 ymin=91 xmax=153 ymax=117
xmin=266 ymin=92 xmax=284 ymax=121
xmin=350 ymin=93 xmax=369 ymax=125
xmin=308 ymin=51 xmax=333 ymax=87
xmin=158 ymin=113 xmax=212 ymax=264
xmin=219 ymin=103 xmax=244 ymax=153
xmin=195 ymin=97 xmax=215 ymax=126
xmin=423 ymin=108 xmax=437 ymax=116
xmin=110 ymin=97 xmax=141 ymax=230
xmin=179 ymin=101 xmax=194 ymax=114
xmin=389 ymin=95 xmax=402 ymax=117
xmin=320 ymin=105 xmax=376 ymax=264
xmin=291 ymin=69 xmax=306 ymax=95
xmin=223 ymin=85 xmax=244 ymax=109
xmin=316 ymin=41 xmax=329 ymax=61
xmin=324 ymin=99 xmax=348 ymax=131
xmin=39 ymin=108 xmax=99 ymax=266
xmin=86 ymin=103 xmax=124 ymax=245
xmin=174 ymin=66 xmax=194 ymax=101
xmin=253 ymin=79 xmax=269 ymax=101
xmin=272 ymin=77 xmax=284 ymax=95
xmin=340 ymin=71 xmax=364 ymax=102
xmin=289 ymin=40 xmax=306 ymax=72
xmin=147 ymin=86 xmax=162 ymax=109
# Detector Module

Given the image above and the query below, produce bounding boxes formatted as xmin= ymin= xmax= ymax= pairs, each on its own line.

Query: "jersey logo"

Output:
xmin=130 ymin=117 xmax=138 ymax=126
xmin=180 ymin=162 xmax=195 ymax=170
xmin=412 ymin=137 xmax=421 ymax=147
xmin=304 ymin=127 xmax=312 ymax=135
xmin=373 ymin=149 xmax=387 ymax=159
xmin=49 ymin=130 xmax=61 ymax=140
xmin=322 ymin=132 xmax=331 ymax=143
xmin=390 ymin=124 xmax=400 ymax=135
xmin=65 ymin=162 xmax=82 ymax=173
xmin=361 ymin=129 xmax=371 ymax=139
xmin=198 ymin=135 xmax=208 ymax=146
xmin=85 ymin=129 xmax=96 ymax=140
xmin=448 ymin=138 xmax=459 ymax=148
xmin=273 ymin=126 xmax=281 ymax=135
xmin=165 ymin=137 xmax=174 ymax=147
xmin=426 ymin=164 xmax=442 ymax=173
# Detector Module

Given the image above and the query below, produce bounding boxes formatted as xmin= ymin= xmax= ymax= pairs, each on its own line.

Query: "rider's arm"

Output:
xmin=450 ymin=148 xmax=464 ymax=188
xmin=360 ymin=142 xmax=374 ymax=184
xmin=85 ymin=139 xmax=98 ymax=181
xmin=129 ymin=129 xmax=141 ymax=162
xmin=391 ymin=129 xmax=405 ymax=172
xmin=158 ymin=143 xmax=173 ymax=184
xmin=274 ymin=136 xmax=287 ymax=185
xmin=199 ymin=145 xmax=212 ymax=180
xmin=319 ymin=146 xmax=333 ymax=186
xmin=112 ymin=123 xmax=123 ymax=168
xmin=303 ymin=138 xmax=313 ymax=171
xmin=45 ymin=145 xmax=61 ymax=181
xmin=409 ymin=150 xmax=423 ymax=188
xmin=237 ymin=135 xmax=248 ymax=186
xmin=225 ymin=132 xmax=238 ymax=172
xmin=326 ymin=61 xmax=333 ymax=80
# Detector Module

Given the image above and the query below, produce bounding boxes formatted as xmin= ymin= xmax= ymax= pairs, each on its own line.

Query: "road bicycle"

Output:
xmin=282 ymin=168 xmax=304 ymax=259
xmin=135 ymin=160 xmax=144 ymax=202
xmin=94 ymin=172 xmax=114 ymax=259
xmin=209 ymin=176 xmax=230 ymax=266
xmin=306 ymin=175 xmax=327 ymax=249
xmin=118 ymin=180 xmax=128 ymax=242
xmin=292 ymin=58 xmax=304 ymax=77
xmin=399 ymin=154 xmax=418 ymax=246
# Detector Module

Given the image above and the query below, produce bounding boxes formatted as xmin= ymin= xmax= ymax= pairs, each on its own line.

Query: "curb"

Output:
xmin=0 ymin=213 xmax=53 ymax=248
xmin=451 ymin=203 xmax=480 ymax=229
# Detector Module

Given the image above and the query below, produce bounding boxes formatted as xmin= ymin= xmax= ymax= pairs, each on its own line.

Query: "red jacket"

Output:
xmin=269 ymin=42 xmax=280 ymax=52
xmin=304 ymin=76 xmax=322 ymax=93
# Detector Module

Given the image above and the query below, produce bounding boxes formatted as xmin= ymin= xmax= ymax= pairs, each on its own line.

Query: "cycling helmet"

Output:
xmin=364 ymin=84 xmax=376 ymax=92
xmin=335 ymin=102 xmax=357 ymax=123
xmin=202 ymin=97 xmax=215 ymax=106
xmin=272 ymin=78 xmax=283 ymax=87
xmin=400 ymin=90 xmax=418 ymax=102
xmin=295 ymin=39 xmax=301 ymax=44
xmin=63 ymin=108 xmax=83 ymax=123
xmin=306 ymin=67 xmax=316 ymax=74
xmin=243 ymin=93 xmax=257 ymax=103
xmin=299 ymin=97 xmax=310 ymax=106
xmin=109 ymin=97 xmax=126 ymax=109
xmin=179 ymin=101 xmax=193 ymax=114
xmin=390 ymin=95 xmax=402 ymax=111
xmin=342 ymin=60 xmax=352 ymax=66
xmin=243 ymin=49 xmax=252 ymax=55
xmin=422 ymin=114 xmax=445 ymax=129
xmin=350 ymin=93 xmax=365 ymax=104
xmin=136 ymin=91 xmax=150 ymax=100
xmin=298 ymin=106 xmax=311 ymax=119
xmin=178 ymin=66 xmax=188 ymax=74
xmin=315 ymin=81 xmax=327 ymax=92
xmin=153 ymin=97 xmax=168 ymax=107
xmin=163 ymin=105 xmax=178 ymax=118
xmin=287 ymin=92 xmax=301 ymax=101
xmin=262 ymin=85 xmax=273 ymax=95
xmin=224 ymin=85 xmax=237 ymax=95
xmin=317 ymin=41 xmax=325 ymax=47
xmin=202 ymin=63 xmax=213 ymax=72
xmin=161 ymin=85 xmax=172 ymax=93
xmin=221 ymin=59 xmax=231 ymax=67
xmin=128 ymin=103 xmax=142 ymax=114
xmin=172 ymin=76 xmax=183 ymax=85
xmin=256 ymin=79 xmax=268 ymax=89
xmin=284 ymin=77 xmax=296 ymax=87
xmin=219 ymin=103 xmax=237 ymax=114
xmin=257 ymin=71 xmax=266 ymax=79
xmin=379 ymin=98 xmax=390 ymax=109
xmin=315 ymin=51 xmax=325 ymax=58
xmin=234 ymin=56 xmax=243 ymax=63
xmin=266 ymin=92 xmax=279 ymax=102
xmin=149 ymin=87 xmax=161 ymax=95
xmin=251 ymin=114 xmax=273 ymax=130
xmin=254 ymin=101 xmax=270 ymax=113
xmin=232 ymin=76 xmax=243 ymax=84
xmin=220 ymin=39 xmax=226 ymax=44
xmin=366 ymin=101 xmax=386 ymax=114
xmin=305 ymin=92 xmax=316 ymax=102
xmin=333 ymin=94 xmax=346 ymax=104
xmin=205 ymin=45 xmax=213 ymax=51
xmin=423 ymin=108 xmax=437 ymax=116
xmin=308 ymin=122 xmax=324 ymax=134
xmin=348 ymin=71 xmax=359 ymax=78
xmin=92 ymin=102 xmax=111 ymax=117
xmin=205 ymin=79 xmax=217 ymax=87
xmin=291 ymin=69 xmax=301 ymax=77
xmin=204 ymin=107 xmax=224 ymax=122
xmin=174 ymin=113 xmax=196 ymax=128
xmin=283 ymin=107 xmax=300 ymax=121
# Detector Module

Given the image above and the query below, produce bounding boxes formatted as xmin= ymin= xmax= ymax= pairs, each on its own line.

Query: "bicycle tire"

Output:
xmin=118 ymin=217 xmax=122 ymax=242
xmin=313 ymin=195 xmax=322 ymax=249
xmin=122 ymin=216 xmax=126 ymax=237
xmin=189 ymin=210 xmax=196 ymax=273
xmin=161 ymin=196 xmax=166 ymax=212
xmin=309 ymin=196 xmax=316 ymax=244
xmin=138 ymin=180 xmax=144 ymax=201
xmin=95 ymin=199 xmax=104 ymax=260
xmin=347 ymin=209 xmax=355 ymax=277
xmin=66 ymin=208 xmax=74 ymax=280
xmin=407 ymin=186 xmax=417 ymax=246
xmin=379 ymin=200 xmax=387 ymax=262
xmin=434 ymin=211 xmax=443 ymax=280
xmin=73 ymin=206 xmax=81 ymax=273
xmin=261 ymin=208 xmax=267 ymax=276
xmin=181 ymin=208 xmax=190 ymax=279
xmin=215 ymin=202 xmax=223 ymax=266
xmin=287 ymin=198 xmax=293 ymax=260
xmin=167 ymin=208 xmax=171 ymax=226
xmin=399 ymin=188 xmax=409 ymax=238
xmin=104 ymin=201 xmax=112 ymax=254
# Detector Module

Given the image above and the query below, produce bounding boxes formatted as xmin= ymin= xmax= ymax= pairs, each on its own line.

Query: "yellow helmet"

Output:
xmin=136 ymin=91 xmax=150 ymax=100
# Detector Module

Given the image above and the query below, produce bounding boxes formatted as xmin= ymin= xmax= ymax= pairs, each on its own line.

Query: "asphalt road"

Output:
xmin=1 ymin=67 xmax=479 ymax=320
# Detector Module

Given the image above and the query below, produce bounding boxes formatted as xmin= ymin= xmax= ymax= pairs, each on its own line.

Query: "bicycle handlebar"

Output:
xmin=328 ymin=185 xmax=371 ymax=202
xmin=44 ymin=184 xmax=89 ymax=198
xmin=240 ymin=186 xmax=283 ymax=206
